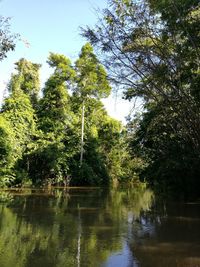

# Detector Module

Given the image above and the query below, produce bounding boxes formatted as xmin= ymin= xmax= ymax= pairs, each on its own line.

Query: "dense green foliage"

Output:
xmin=74 ymin=43 xmax=112 ymax=167
xmin=1 ymin=0 xmax=199 ymax=195
xmin=83 ymin=0 xmax=200 ymax=196
xmin=8 ymin=58 xmax=41 ymax=107
xmin=0 ymin=44 xmax=136 ymax=187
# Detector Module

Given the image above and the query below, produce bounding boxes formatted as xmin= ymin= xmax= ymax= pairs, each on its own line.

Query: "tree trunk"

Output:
xmin=80 ymin=101 xmax=85 ymax=166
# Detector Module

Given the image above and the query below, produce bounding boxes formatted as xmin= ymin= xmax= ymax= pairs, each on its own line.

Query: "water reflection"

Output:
xmin=0 ymin=187 xmax=199 ymax=267
xmin=130 ymin=201 xmax=200 ymax=267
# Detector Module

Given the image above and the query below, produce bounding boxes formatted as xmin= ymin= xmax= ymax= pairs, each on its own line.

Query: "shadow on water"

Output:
xmin=129 ymin=199 xmax=200 ymax=267
xmin=0 ymin=187 xmax=200 ymax=267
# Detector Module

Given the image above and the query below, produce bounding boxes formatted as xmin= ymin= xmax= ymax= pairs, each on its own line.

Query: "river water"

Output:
xmin=0 ymin=187 xmax=200 ymax=267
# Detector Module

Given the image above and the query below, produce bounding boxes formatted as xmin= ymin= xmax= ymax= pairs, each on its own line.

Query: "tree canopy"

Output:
xmin=0 ymin=44 xmax=136 ymax=187
xmin=1 ymin=0 xmax=199 ymax=196
xmin=82 ymin=0 xmax=200 ymax=196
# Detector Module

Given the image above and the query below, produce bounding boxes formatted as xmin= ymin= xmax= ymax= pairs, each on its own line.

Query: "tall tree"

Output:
xmin=82 ymin=0 xmax=200 ymax=149
xmin=39 ymin=53 xmax=75 ymax=133
xmin=8 ymin=58 xmax=41 ymax=107
xmin=31 ymin=53 xmax=78 ymax=184
xmin=82 ymin=0 xmax=200 ymax=193
xmin=74 ymin=43 xmax=111 ymax=165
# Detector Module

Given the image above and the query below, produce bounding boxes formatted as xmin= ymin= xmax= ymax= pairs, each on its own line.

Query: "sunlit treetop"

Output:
xmin=75 ymin=43 xmax=111 ymax=99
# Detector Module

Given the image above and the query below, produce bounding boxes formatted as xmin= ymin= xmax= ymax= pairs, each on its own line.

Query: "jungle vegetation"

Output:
xmin=1 ymin=0 xmax=200 ymax=196
xmin=82 ymin=0 xmax=200 ymax=196
xmin=0 ymin=43 xmax=137 ymax=187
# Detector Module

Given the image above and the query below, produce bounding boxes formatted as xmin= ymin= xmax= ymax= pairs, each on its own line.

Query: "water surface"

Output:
xmin=0 ymin=187 xmax=200 ymax=267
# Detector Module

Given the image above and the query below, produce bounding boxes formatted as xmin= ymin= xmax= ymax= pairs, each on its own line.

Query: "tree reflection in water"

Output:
xmin=3 ymin=187 xmax=200 ymax=267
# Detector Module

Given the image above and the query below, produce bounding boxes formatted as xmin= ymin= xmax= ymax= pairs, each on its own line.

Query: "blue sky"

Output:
xmin=0 ymin=0 xmax=132 ymax=123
